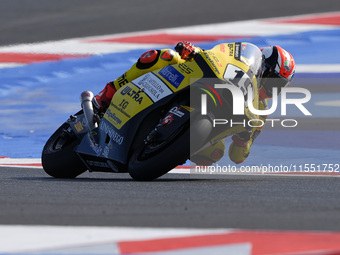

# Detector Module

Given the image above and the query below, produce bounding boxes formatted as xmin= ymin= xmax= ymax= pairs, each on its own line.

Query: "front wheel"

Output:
xmin=128 ymin=117 xmax=212 ymax=181
xmin=128 ymin=128 xmax=190 ymax=181
xmin=42 ymin=123 xmax=87 ymax=178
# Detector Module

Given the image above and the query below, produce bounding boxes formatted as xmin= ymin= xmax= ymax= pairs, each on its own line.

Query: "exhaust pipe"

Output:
xmin=80 ymin=91 xmax=98 ymax=131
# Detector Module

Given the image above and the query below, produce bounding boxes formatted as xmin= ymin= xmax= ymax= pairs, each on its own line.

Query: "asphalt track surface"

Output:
xmin=1 ymin=167 xmax=340 ymax=231
xmin=1 ymin=0 xmax=340 ymax=231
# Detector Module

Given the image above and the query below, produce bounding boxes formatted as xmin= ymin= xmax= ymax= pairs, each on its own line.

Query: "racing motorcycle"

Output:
xmin=42 ymin=42 xmax=263 ymax=181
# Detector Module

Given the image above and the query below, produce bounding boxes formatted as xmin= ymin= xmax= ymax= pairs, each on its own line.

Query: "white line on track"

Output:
xmin=0 ymin=225 xmax=229 ymax=254
xmin=1 ymin=158 xmax=339 ymax=177
xmin=0 ymin=11 xmax=339 ymax=73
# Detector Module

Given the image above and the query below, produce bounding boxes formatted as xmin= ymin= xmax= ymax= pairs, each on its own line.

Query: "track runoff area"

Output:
xmin=1 ymin=11 xmax=340 ymax=254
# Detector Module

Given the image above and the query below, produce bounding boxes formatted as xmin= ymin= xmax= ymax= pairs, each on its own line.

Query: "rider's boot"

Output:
xmin=92 ymin=81 xmax=117 ymax=113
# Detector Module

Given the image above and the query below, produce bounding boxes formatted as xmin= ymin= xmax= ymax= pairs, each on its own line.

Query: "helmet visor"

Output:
xmin=261 ymin=68 xmax=291 ymax=96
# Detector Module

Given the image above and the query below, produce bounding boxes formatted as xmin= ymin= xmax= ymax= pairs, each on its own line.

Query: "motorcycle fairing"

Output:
xmin=75 ymin=42 xmax=263 ymax=172
xmin=75 ymin=92 xmax=178 ymax=170
xmin=76 ymin=59 xmax=209 ymax=169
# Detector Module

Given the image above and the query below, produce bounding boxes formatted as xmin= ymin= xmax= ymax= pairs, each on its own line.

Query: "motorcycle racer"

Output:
xmin=225 ymin=44 xmax=295 ymax=164
xmin=92 ymin=42 xmax=197 ymax=112
xmin=92 ymin=41 xmax=295 ymax=166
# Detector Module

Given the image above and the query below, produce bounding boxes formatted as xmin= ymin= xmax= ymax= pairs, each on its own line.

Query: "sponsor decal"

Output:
xmin=160 ymin=50 xmax=174 ymax=61
xmin=118 ymin=99 xmax=129 ymax=109
xmin=234 ymin=42 xmax=241 ymax=61
xmin=159 ymin=65 xmax=184 ymax=88
xmin=120 ymin=86 xmax=143 ymax=104
xmin=162 ymin=114 xmax=174 ymax=126
xmin=178 ymin=63 xmax=193 ymax=74
xmin=228 ymin=43 xmax=234 ymax=56
xmin=220 ymin=44 xmax=226 ymax=53
xmin=111 ymin=102 xmax=131 ymax=118
xmin=74 ymin=121 xmax=84 ymax=132
xmin=100 ymin=121 xmax=124 ymax=145
xmin=132 ymin=73 xmax=172 ymax=102
xmin=181 ymin=105 xmax=195 ymax=112
xmin=106 ymin=108 xmax=122 ymax=125
xmin=117 ymin=73 xmax=129 ymax=87
xmin=102 ymin=145 xmax=110 ymax=158
xmin=203 ymin=52 xmax=221 ymax=74
xmin=169 ymin=106 xmax=185 ymax=117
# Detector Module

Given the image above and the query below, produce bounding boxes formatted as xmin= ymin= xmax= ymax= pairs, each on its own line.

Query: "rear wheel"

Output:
xmin=42 ymin=123 xmax=87 ymax=178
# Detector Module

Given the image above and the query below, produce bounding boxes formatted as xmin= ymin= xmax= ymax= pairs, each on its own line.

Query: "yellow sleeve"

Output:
xmin=228 ymin=100 xmax=267 ymax=164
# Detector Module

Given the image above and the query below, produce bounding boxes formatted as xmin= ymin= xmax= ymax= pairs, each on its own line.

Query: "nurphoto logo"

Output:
xmin=200 ymin=82 xmax=312 ymax=128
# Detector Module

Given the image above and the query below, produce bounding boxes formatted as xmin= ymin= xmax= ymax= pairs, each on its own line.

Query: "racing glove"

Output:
xmin=175 ymin=41 xmax=197 ymax=60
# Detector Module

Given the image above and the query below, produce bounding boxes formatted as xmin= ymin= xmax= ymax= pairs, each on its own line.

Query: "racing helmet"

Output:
xmin=259 ymin=45 xmax=295 ymax=100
